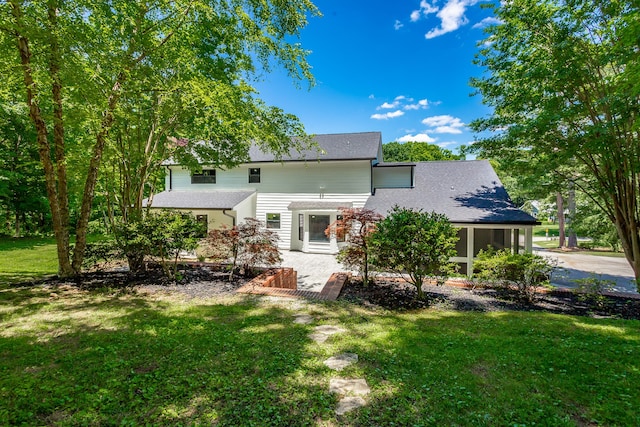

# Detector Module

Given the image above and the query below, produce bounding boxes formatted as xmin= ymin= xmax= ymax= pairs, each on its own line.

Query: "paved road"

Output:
xmin=533 ymin=246 xmax=637 ymax=294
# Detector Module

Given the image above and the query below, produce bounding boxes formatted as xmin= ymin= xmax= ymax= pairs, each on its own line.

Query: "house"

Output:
xmin=149 ymin=131 xmax=538 ymax=274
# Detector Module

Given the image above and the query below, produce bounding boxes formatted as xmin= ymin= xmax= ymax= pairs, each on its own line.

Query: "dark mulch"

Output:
xmin=26 ymin=264 xmax=249 ymax=299
xmin=339 ymin=278 xmax=640 ymax=320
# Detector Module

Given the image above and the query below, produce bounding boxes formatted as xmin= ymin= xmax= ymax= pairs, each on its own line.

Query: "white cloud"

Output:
xmin=411 ymin=1 xmax=439 ymax=22
xmin=472 ymin=16 xmax=502 ymax=29
xmin=434 ymin=126 xmax=464 ymax=134
xmin=371 ymin=110 xmax=405 ymax=120
xmin=398 ymin=133 xmax=436 ymax=143
xmin=394 ymin=19 xmax=404 ymax=30
xmin=437 ymin=141 xmax=456 ymax=148
xmin=368 ymin=94 xmax=375 ymax=99
xmin=425 ymin=0 xmax=477 ymax=39
xmin=379 ymin=101 xmax=399 ymax=109
xmin=422 ymin=115 xmax=466 ymax=133
xmin=404 ymin=98 xmax=431 ymax=110
xmin=394 ymin=95 xmax=408 ymax=101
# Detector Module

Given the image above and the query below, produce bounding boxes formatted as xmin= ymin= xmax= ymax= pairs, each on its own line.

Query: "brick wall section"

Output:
xmin=319 ymin=273 xmax=350 ymax=301
xmin=259 ymin=268 xmax=297 ymax=289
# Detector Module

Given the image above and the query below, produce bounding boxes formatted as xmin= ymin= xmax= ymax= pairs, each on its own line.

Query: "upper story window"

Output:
xmin=191 ymin=169 xmax=216 ymax=184
xmin=249 ymin=168 xmax=261 ymax=183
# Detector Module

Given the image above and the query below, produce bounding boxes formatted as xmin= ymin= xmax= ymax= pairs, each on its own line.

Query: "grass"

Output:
xmin=1 ymin=283 xmax=639 ymax=426
xmin=0 ymin=237 xmax=59 ymax=283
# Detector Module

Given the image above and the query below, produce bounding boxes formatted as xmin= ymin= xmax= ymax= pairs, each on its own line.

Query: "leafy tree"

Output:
xmin=370 ymin=206 xmax=458 ymax=299
xmin=471 ymin=0 xmax=640 ymax=287
xmin=202 ymin=217 xmax=281 ymax=279
xmin=326 ymin=208 xmax=383 ymax=286
xmin=382 ymin=141 xmax=464 ymax=162
xmin=0 ymin=0 xmax=318 ymax=276
xmin=0 ymin=101 xmax=48 ymax=236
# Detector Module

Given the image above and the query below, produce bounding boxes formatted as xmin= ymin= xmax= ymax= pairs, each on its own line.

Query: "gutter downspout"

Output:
xmin=223 ymin=210 xmax=236 ymax=226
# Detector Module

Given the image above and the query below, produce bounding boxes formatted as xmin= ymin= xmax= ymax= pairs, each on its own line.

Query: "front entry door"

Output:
xmin=309 ymin=214 xmax=330 ymax=243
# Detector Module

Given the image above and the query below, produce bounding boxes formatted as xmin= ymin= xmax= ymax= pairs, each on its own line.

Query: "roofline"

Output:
xmin=451 ymin=220 xmax=541 ymax=226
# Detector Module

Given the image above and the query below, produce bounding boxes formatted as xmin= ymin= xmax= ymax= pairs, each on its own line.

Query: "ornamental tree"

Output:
xmin=326 ymin=208 xmax=383 ymax=286
xmin=370 ymin=206 xmax=458 ymax=299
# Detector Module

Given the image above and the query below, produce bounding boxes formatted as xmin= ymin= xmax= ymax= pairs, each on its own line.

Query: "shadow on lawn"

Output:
xmin=326 ymin=307 xmax=640 ymax=426
xmin=0 ymin=292 xmax=337 ymax=426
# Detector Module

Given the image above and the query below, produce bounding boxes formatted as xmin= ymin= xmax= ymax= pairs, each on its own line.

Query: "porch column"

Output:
xmin=466 ymin=227 xmax=475 ymax=276
xmin=524 ymin=226 xmax=533 ymax=253
xmin=512 ymin=229 xmax=520 ymax=254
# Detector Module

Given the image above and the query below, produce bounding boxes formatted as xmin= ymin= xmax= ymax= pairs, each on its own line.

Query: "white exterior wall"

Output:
xmin=373 ymin=167 xmax=413 ymax=189
xmin=168 ymin=160 xmax=372 ymax=194
xmin=256 ymin=193 xmax=370 ymax=253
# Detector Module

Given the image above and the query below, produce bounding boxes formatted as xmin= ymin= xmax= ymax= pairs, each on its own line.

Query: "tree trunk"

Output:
xmin=71 ymin=76 xmax=127 ymax=273
xmin=556 ymin=192 xmax=566 ymax=248
xmin=567 ymin=182 xmax=578 ymax=248
xmin=10 ymin=0 xmax=73 ymax=276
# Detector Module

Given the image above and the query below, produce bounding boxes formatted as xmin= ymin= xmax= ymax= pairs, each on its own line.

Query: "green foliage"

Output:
xmin=0 ymin=0 xmax=319 ymax=275
xmin=202 ymin=217 xmax=281 ymax=279
xmin=573 ymin=274 xmax=616 ymax=308
xmin=573 ymin=202 xmax=621 ymax=251
xmin=471 ymin=0 xmax=640 ymax=282
xmin=473 ymin=248 xmax=555 ymax=303
xmin=382 ymin=141 xmax=463 ymax=162
xmin=370 ymin=206 xmax=458 ymax=299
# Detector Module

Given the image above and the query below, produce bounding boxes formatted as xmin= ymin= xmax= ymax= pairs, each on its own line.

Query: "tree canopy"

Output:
xmin=470 ymin=0 xmax=640 ymax=286
xmin=0 ymin=0 xmax=319 ymax=276
xmin=382 ymin=141 xmax=464 ymax=163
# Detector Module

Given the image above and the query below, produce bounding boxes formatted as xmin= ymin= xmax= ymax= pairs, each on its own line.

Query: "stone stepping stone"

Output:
xmin=293 ymin=314 xmax=314 ymax=324
xmin=329 ymin=378 xmax=370 ymax=396
xmin=309 ymin=325 xmax=346 ymax=343
xmin=335 ymin=396 xmax=367 ymax=415
xmin=323 ymin=353 xmax=358 ymax=371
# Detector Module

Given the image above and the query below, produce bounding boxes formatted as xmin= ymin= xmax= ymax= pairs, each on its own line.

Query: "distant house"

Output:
xmin=148 ymin=132 xmax=538 ymax=274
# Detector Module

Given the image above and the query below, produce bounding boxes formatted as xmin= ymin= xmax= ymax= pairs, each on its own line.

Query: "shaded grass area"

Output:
xmin=1 ymin=285 xmax=639 ymax=426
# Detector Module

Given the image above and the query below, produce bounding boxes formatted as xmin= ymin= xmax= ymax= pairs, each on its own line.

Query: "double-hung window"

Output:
xmin=249 ymin=168 xmax=261 ymax=183
xmin=191 ymin=169 xmax=216 ymax=184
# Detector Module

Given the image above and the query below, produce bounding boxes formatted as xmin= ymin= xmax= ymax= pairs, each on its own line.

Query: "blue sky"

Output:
xmin=255 ymin=0 xmax=499 ymax=154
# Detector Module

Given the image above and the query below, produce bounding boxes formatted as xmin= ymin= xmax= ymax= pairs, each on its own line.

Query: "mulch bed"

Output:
xmin=338 ymin=278 xmax=640 ymax=320
xmin=20 ymin=264 xmax=640 ymax=320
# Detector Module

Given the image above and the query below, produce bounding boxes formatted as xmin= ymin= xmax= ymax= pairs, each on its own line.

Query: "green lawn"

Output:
xmin=1 ymin=284 xmax=638 ymax=426
xmin=0 ymin=237 xmax=59 ymax=283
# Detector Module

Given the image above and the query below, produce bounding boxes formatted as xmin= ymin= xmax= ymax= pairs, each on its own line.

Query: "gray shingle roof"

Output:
xmin=144 ymin=190 xmax=255 ymax=210
xmin=248 ymin=132 xmax=382 ymax=162
xmin=365 ymin=160 xmax=538 ymax=224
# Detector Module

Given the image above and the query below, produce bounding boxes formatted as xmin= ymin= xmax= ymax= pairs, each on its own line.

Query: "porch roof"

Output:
xmin=287 ymin=201 xmax=353 ymax=211
xmin=144 ymin=190 xmax=255 ymax=210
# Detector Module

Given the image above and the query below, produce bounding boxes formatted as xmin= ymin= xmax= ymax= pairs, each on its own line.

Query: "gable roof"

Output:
xmin=365 ymin=160 xmax=538 ymax=224
xmin=248 ymin=132 xmax=382 ymax=163
xmin=144 ymin=190 xmax=255 ymax=210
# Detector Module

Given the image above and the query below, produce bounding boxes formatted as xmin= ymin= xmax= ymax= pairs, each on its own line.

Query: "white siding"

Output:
xmin=256 ymin=193 xmax=370 ymax=251
xmin=373 ymin=166 xmax=413 ymax=189
xmin=168 ymin=160 xmax=372 ymax=194
xmin=235 ymin=193 xmax=256 ymax=223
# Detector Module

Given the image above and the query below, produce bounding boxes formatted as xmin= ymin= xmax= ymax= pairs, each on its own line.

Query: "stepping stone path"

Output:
xmin=293 ymin=310 xmax=370 ymax=416
xmin=309 ymin=325 xmax=346 ymax=344
xmin=323 ymin=353 xmax=358 ymax=371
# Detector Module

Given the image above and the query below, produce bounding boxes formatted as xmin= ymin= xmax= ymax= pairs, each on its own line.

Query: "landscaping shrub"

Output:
xmin=201 ymin=217 xmax=281 ymax=279
xmin=473 ymin=248 xmax=555 ymax=303
xmin=573 ymin=274 xmax=615 ymax=307
xmin=370 ymin=206 xmax=458 ymax=299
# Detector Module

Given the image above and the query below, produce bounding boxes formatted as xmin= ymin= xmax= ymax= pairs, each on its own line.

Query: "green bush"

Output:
xmin=573 ymin=274 xmax=615 ymax=307
xmin=473 ymin=248 xmax=555 ymax=303
xmin=370 ymin=206 xmax=458 ymax=299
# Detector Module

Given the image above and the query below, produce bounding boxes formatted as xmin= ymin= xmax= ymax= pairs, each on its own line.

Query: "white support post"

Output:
xmin=467 ymin=227 xmax=475 ymax=277
xmin=525 ymin=226 xmax=533 ymax=253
